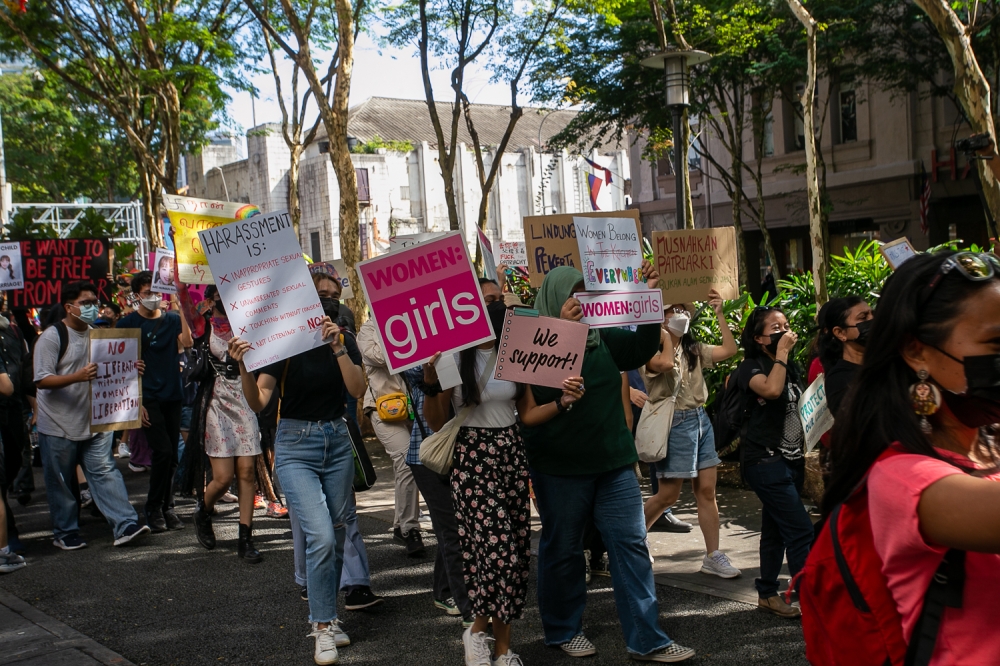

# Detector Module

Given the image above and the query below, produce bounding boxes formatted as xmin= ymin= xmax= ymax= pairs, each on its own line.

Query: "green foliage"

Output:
xmin=351 ymin=134 xmax=414 ymax=154
xmin=504 ymin=269 xmax=538 ymax=308
xmin=1 ymin=209 xmax=58 ymax=240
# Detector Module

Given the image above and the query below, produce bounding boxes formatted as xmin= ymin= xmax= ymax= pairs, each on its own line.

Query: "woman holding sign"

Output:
xmin=521 ymin=262 xmax=696 ymax=664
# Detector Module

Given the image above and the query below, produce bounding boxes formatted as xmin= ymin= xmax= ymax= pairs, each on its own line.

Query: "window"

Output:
xmin=839 ymin=85 xmax=857 ymax=143
xmin=763 ymin=113 xmax=774 ymax=157
xmin=318 ymin=141 xmax=330 ymax=154
xmin=791 ymin=83 xmax=806 ymax=151
xmin=356 ymin=168 xmax=370 ymax=203
xmin=400 ymin=185 xmax=410 ymax=200
xmin=310 ymin=232 xmax=322 ymax=263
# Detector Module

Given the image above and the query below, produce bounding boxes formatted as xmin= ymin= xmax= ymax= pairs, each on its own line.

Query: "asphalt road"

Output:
xmin=0 ymin=451 xmax=808 ymax=666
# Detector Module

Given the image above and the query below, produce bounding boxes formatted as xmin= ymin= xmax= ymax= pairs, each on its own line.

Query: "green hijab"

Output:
xmin=535 ymin=266 xmax=600 ymax=348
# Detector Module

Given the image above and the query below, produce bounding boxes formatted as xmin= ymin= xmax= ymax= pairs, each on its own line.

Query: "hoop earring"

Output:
xmin=909 ymin=370 xmax=942 ymax=435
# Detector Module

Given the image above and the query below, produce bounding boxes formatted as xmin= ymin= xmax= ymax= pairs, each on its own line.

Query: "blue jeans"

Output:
xmin=291 ymin=492 xmax=371 ymax=591
xmin=653 ymin=407 xmax=721 ymax=478
xmin=743 ymin=456 xmax=812 ymax=598
xmin=531 ymin=465 xmax=673 ymax=655
xmin=39 ymin=432 xmax=138 ymax=540
xmin=275 ymin=419 xmax=355 ymax=624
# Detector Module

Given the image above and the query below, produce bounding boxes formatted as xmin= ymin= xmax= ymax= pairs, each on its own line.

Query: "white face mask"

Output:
xmin=139 ymin=295 xmax=161 ymax=311
xmin=666 ymin=314 xmax=691 ymax=337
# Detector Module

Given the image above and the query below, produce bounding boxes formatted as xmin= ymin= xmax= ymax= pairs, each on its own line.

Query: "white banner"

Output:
xmin=573 ymin=216 xmax=645 ymax=292
xmin=799 ymin=373 xmax=834 ymax=453
xmin=0 ymin=241 xmax=24 ymax=291
xmin=574 ymin=289 xmax=663 ymax=329
xmin=497 ymin=241 xmax=528 ymax=268
xmin=90 ymin=329 xmax=142 ymax=432
xmin=151 ymin=247 xmax=177 ymax=295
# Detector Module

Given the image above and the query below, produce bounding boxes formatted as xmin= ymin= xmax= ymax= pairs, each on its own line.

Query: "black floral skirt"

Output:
xmin=450 ymin=424 xmax=531 ymax=623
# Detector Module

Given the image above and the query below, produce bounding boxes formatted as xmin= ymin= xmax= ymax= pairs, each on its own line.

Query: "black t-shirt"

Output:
xmin=117 ymin=311 xmax=183 ymax=402
xmin=737 ymin=356 xmax=800 ymax=464
xmin=260 ymin=333 xmax=362 ymax=422
xmin=825 ymin=358 xmax=860 ymax=416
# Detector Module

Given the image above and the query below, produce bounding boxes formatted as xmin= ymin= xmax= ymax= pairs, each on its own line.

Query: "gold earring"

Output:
xmin=909 ymin=370 xmax=941 ymax=434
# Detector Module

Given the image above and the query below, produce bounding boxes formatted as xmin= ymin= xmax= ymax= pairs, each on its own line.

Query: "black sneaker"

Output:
xmin=300 ymin=586 xmax=309 ymax=601
xmin=344 ymin=587 xmax=385 ymax=611
xmin=146 ymin=509 xmax=167 ymax=533
xmin=404 ymin=528 xmax=425 ymax=557
xmin=114 ymin=523 xmax=151 ymax=546
xmin=163 ymin=509 xmax=184 ymax=530
xmin=392 ymin=526 xmax=406 ymax=545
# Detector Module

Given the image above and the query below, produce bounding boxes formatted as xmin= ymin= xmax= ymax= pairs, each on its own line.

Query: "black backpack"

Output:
xmin=712 ymin=368 xmax=751 ymax=459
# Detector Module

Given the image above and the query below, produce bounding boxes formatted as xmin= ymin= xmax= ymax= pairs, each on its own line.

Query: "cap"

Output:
xmin=308 ymin=262 xmax=341 ymax=280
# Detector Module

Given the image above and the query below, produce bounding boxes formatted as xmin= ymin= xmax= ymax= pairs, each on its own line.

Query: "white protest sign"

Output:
xmin=389 ymin=232 xmax=446 ymax=252
xmin=497 ymin=241 xmax=528 ymax=268
xmin=0 ymin=242 xmax=24 ymax=291
xmin=799 ymin=374 xmax=834 ymax=453
xmin=330 ymin=259 xmax=354 ymax=300
xmin=573 ymin=216 xmax=645 ymax=291
xmin=198 ymin=210 xmax=326 ymax=372
xmin=151 ymin=248 xmax=177 ymax=295
xmin=90 ymin=329 xmax=142 ymax=432
xmin=880 ymin=237 xmax=917 ymax=270
xmin=478 ymin=229 xmax=498 ymax=282
xmin=574 ymin=290 xmax=664 ymax=329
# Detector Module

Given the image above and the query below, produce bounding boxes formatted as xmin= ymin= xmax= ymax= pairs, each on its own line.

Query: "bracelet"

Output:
xmin=422 ymin=381 xmax=443 ymax=397
xmin=333 ymin=347 xmax=348 ymax=358
xmin=556 ymin=398 xmax=573 ymax=413
xmin=774 ymin=359 xmax=788 ymax=369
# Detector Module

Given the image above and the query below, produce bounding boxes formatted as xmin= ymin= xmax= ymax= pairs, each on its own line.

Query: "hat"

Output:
xmin=308 ymin=262 xmax=341 ymax=280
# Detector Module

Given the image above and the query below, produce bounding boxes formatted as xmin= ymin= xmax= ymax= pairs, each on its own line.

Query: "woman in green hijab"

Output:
xmin=523 ymin=260 xmax=695 ymax=663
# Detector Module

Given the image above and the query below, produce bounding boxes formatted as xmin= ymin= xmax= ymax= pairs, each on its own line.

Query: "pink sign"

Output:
xmin=357 ymin=231 xmax=495 ymax=373
xmin=494 ymin=309 xmax=588 ymax=388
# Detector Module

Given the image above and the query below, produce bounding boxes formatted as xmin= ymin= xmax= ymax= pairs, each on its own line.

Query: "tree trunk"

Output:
xmin=139 ymin=168 xmax=163 ymax=249
xmin=786 ymin=0 xmax=827 ymax=306
xmin=288 ymin=143 xmax=304 ymax=238
xmin=730 ymin=156 xmax=748 ymax=290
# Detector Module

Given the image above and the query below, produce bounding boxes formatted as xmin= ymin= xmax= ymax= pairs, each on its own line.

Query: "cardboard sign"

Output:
xmin=494 ymin=309 xmax=588 ymax=388
xmin=523 ymin=210 xmax=640 ymax=287
xmin=357 ymin=231 xmax=495 ymax=373
xmin=197 ymin=210 xmax=326 ymax=372
xmin=330 ymin=259 xmax=354 ymax=300
xmin=90 ymin=329 xmax=142 ymax=432
xmin=5 ymin=239 xmax=111 ymax=308
xmin=574 ymin=289 xmax=664 ymax=329
xmin=799 ymin=374 xmax=834 ymax=454
xmin=880 ymin=237 xmax=917 ymax=270
xmin=164 ymin=194 xmax=262 ymax=284
xmin=497 ymin=241 xmax=528 ymax=268
xmin=653 ymin=227 xmax=739 ymax=304
xmin=0 ymin=242 xmax=24 ymax=290
xmin=574 ymin=216 xmax=645 ymax=291
xmin=151 ymin=248 xmax=177 ymax=295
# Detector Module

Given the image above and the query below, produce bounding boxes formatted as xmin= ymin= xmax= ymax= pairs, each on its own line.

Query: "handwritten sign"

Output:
xmin=330 ymin=259 xmax=354 ymax=300
xmin=151 ymin=248 xmax=177 ymax=295
xmin=0 ymin=242 xmax=24 ymax=290
xmin=478 ymin=229 xmax=498 ymax=282
xmin=653 ymin=227 xmax=739 ymax=304
xmin=90 ymin=329 xmax=142 ymax=432
xmin=880 ymin=237 xmax=917 ymax=270
xmin=497 ymin=241 xmax=527 ymax=268
xmin=198 ymin=210 xmax=326 ymax=372
xmin=523 ymin=210 xmax=640 ymax=287
xmin=357 ymin=231 xmax=494 ymax=373
xmin=494 ymin=310 xmax=588 ymax=388
xmin=574 ymin=289 xmax=664 ymax=329
xmin=388 ymin=232 xmax=445 ymax=252
xmin=799 ymin=374 xmax=834 ymax=454
xmin=5 ymin=239 xmax=111 ymax=308
xmin=164 ymin=194 xmax=262 ymax=284
xmin=574 ymin=216 xmax=645 ymax=291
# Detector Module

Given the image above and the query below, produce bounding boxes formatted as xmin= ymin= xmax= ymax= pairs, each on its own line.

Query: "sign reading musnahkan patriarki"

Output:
xmin=652 ymin=227 xmax=739 ymax=304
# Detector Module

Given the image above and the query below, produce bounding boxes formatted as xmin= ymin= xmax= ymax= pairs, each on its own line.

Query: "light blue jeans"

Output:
xmin=274 ymin=418 xmax=355 ymax=624
xmin=291 ymin=492 xmax=371 ymax=591
xmin=39 ymin=432 xmax=138 ymax=540
xmin=531 ymin=464 xmax=673 ymax=655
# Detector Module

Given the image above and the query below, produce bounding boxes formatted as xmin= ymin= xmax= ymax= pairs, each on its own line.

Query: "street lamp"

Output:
xmin=208 ymin=165 xmax=230 ymax=202
xmin=641 ymin=49 xmax=711 ymax=230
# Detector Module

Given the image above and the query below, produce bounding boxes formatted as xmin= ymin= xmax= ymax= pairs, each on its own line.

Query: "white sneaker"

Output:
xmin=308 ymin=623 xmax=339 ymax=665
xmin=463 ymin=626 xmax=494 ymax=666
xmin=492 ymin=650 xmax=525 ymax=666
xmin=560 ymin=634 xmax=597 ymax=657
xmin=700 ymin=550 xmax=741 ymax=578
xmin=221 ymin=491 xmax=239 ymax=503
xmin=643 ymin=537 xmax=654 ymax=564
xmin=117 ymin=442 xmax=131 ymax=458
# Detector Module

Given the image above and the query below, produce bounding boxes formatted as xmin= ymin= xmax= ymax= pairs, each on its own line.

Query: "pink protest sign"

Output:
xmin=357 ymin=231 xmax=495 ymax=373
xmin=494 ymin=309 xmax=588 ymax=388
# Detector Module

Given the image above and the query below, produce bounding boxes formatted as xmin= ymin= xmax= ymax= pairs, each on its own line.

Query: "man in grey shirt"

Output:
xmin=34 ymin=281 xmax=149 ymax=550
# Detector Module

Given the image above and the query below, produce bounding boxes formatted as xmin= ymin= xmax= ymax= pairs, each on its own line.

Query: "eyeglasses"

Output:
xmin=667 ymin=306 xmax=689 ymax=315
xmin=927 ymin=252 xmax=1000 ymax=293
xmin=74 ymin=299 xmax=99 ymax=307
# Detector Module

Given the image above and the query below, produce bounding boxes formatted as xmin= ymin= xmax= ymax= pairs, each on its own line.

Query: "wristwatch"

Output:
xmin=556 ymin=398 xmax=573 ymax=413
xmin=333 ymin=347 xmax=348 ymax=358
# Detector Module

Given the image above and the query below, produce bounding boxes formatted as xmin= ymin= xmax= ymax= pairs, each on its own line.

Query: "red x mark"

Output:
xmin=219 ymin=273 xmax=230 ymax=284
xmin=239 ymin=326 xmax=247 ymax=335
xmin=230 ymin=302 xmax=237 ymax=311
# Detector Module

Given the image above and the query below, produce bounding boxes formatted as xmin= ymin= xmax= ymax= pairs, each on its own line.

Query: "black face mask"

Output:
xmin=487 ymin=300 xmax=508 ymax=340
xmin=320 ymin=297 xmax=341 ymax=320
xmin=765 ymin=331 xmax=787 ymax=356
xmin=937 ymin=352 xmax=1000 ymax=428
xmin=850 ymin=319 xmax=873 ymax=347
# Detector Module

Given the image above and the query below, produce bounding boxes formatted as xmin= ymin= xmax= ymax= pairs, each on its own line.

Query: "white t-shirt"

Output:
xmin=34 ymin=323 xmax=92 ymax=440
xmin=450 ymin=348 xmax=517 ymax=428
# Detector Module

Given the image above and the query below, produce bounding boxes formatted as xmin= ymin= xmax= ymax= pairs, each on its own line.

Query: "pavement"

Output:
xmin=0 ymin=441 xmax=809 ymax=665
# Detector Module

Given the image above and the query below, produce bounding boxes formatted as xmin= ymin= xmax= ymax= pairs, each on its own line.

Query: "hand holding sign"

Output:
xmin=494 ymin=309 xmax=588 ymax=388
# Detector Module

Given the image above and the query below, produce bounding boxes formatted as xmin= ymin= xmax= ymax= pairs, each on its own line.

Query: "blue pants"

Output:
xmin=291 ymin=492 xmax=371 ymax=591
xmin=531 ymin=465 xmax=673 ymax=655
xmin=275 ymin=419 xmax=354 ymax=624
xmin=39 ymin=432 xmax=138 ymax=540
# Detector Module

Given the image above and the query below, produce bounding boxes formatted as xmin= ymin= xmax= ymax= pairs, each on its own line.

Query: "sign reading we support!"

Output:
xmin=198 ymin=210 xmax=326 ymax=372
xmin=6 ymin=239 xmax=111 ymax=308
xmin=653 ymin=228 xmax=739 ymax=304
xmin=575 ymin=289 xmax=664 ymax=329
xmin=358 ymin=231 xmax=494 ymax=374
xmin=494 ymin=309 xmax=588 ymax=388
xmin=523 ymin=210 xmax=640 ymax=287
xmin=164 ymin=194 xmax=262 ymax=284
xmin=90 ymin=329 xmax=142 ymax=432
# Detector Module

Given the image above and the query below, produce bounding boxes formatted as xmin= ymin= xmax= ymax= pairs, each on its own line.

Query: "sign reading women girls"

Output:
xmin=357 ymin=232 xmax=495 ymax=373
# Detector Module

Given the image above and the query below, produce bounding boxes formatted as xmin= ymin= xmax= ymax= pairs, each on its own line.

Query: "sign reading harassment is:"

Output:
xmin=357 ymin=231 xmax=495 ymax=374
xmin=198 ymin=210 xmax=326 ymax=372
xmin=653 ymin=227 xmax=739 ymax=304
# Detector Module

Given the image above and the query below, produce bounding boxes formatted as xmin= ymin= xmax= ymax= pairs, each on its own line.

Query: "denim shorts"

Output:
xmin=652 ymin=407 xmax=721 ymax=479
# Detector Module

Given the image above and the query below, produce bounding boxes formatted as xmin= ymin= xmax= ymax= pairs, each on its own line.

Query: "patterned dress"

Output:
xmin=203 ymin=330 xmax=261 ymax=458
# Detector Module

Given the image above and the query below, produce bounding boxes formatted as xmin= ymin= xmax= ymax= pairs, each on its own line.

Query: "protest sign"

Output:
xmin=151 ymin=248 xmax=177 ymax=295
xmin=330 ymin=259 xmax=354 ymax=300
xmin=523 ymin=210 xmax=640 ymax=287
xmin=652 ymin=227 xmax=739 ymax=304
xmin=497 ymin=241 xmax=527 ymax=268
xmin=198 ymin=210 xmax=326 ymax=372
xmin=357 ymin=231 xmax=494 ymax=373
xmin=478 ymin=229 xmax=498 ymax=282
xmin=163 ymin=193 xmax=262 ymax=284
xmin=90 ymin=329 xmax=142 ymax=432
xmin=6 ymin=239 xmax=111 ymax=308
xmin=0 ymin=242 xmax=24 ymax=290
xmin=574 ymin=216 xmax=645 ymax=291
xmin=494 ymin=309 xmax=588 ymax=389
xmin=880 ymin=237 xmax=917 ymax=270
xmin=574 ymin=289 xmax=664 ymax=329
xmin=799 ymin=374 xmax=834 ymax=454
xmin=388 ymin=232 xmax=445 ymax=252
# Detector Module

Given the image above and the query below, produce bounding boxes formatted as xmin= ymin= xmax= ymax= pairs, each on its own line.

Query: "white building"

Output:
xmin=184 ymin=97 xmax=630 ymax=260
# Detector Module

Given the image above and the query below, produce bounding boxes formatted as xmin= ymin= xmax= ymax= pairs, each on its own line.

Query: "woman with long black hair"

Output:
xmin=815 ymin=296 xmax=872 ymax=415
xmin=821 ymin=251 xmax=1000 ymax=663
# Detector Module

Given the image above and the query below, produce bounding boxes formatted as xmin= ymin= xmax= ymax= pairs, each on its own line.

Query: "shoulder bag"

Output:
xmin=419 ymin=348 xmax=496 ymax=475
xmin=634 ymin=361 xmax=682 ymax=464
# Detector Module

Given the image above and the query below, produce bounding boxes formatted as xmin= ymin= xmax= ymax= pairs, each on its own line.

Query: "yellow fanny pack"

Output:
xmin=375 ymin=392 xmax=411 ymax=422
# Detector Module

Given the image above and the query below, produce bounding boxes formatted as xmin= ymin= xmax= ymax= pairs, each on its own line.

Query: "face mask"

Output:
xmin=938 ymin=352 xmax=1000 ymax=428
xmin=765 ymin=331 xmax=787 ymax=356
xmin=666 ymin=314 xmax=691 ymax=337
xmin=74 ymin=304 xmax=99 ymax=325
xmin=849 ymin=319 xmax=873 ymax=347
xmin=139 ymin=295 xmax=161 ymax=311
xmin=487 ymin=300 xmax=508 ymax=339
xmin=320 ymin=297 xmax=341 ymax=320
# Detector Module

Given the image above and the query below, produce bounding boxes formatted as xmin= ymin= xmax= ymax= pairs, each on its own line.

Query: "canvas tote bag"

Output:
xmin=634 ymin=359 xmax=682 ymax=463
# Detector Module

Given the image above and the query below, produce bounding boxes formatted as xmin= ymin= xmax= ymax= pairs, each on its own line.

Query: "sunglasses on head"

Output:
xmin=926 ymin=252 xmax=1000 ymax=295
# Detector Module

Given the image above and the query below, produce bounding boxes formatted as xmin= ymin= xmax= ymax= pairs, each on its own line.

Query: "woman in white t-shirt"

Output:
xmin=423 ymin=301 xmax=584 ymax=666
